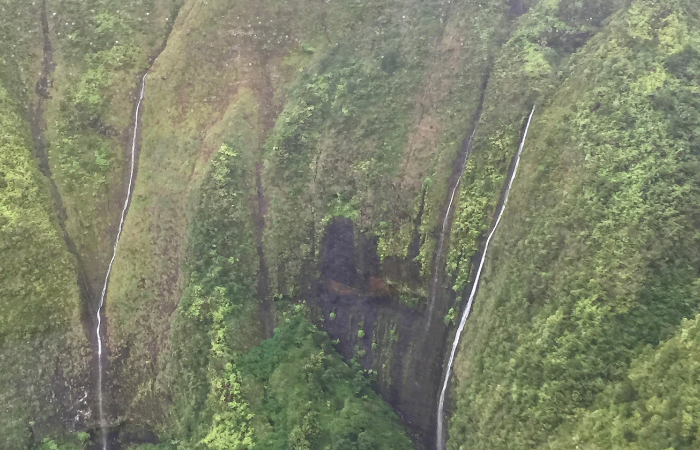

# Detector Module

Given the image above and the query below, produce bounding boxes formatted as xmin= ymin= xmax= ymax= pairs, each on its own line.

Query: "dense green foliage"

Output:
xmin=445 ymin=0 xmax=628 ymax=293
xmin=32 ymin=433 xmax=90 ymax=450
xmin=53 ymin=14 xmax=142 ymax=190
xmin=237 ymin=312 xmax=413 ymax=450
xmin=160 ymin=139 xmax=262 ymax=445
xmin=548 ymin=312 xmax=700 ymax=449
xmin=448 ymin=1 xmax=700 ymax=449
xmin=0 ymin=76 xmax=91 ymax=447
xmin=168 ymin=304 xmax=415 ymax=450
xmin=0 ymin=79 xmax=78 ymax=339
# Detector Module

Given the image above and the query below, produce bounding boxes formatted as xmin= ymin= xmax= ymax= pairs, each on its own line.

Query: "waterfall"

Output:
xmin=95 ymin=71 xmax=150 ymax=450
xmin=436 ymin=106 xmax=535 ymax=450
xmin=424 ymin=123 xmax=479 ymax=328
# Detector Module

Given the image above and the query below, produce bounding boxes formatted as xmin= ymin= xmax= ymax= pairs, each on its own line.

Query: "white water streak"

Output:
xmin=96 ymin=72 xmax=149 ymax=450
xmin=436 ymin=106 xmax=535 ymax=450
xmin=425 ymin=124 xmax=479 ymax=327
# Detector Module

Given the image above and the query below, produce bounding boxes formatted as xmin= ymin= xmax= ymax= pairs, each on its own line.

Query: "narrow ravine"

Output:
xmin=424 ymin=121 xmax=479 ymax=328
xmin=436 ymin=106 xmax=535 ymax=450
xmin=95 ymin=72 xmax=150 ymax=450
xmin=423 ymin=78 xmax=489 ymax=331
xmin=30 ymin=1 xmax=94 ymax=310
xmin=255 ymin=163 xmax=274 ymax=339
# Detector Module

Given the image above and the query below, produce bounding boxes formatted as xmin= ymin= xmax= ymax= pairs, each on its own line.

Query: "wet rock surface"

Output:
xmin=313 ymin=217 xmax=459 ymax=449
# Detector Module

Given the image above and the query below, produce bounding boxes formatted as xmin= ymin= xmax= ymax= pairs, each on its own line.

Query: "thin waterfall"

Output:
xmin=436 ymin=106 xmax=535 ymax=450
xmin=95 ymin=71 xmax=150 ymax=450
xmin=424 ymin=123 xmax=480 ymax=329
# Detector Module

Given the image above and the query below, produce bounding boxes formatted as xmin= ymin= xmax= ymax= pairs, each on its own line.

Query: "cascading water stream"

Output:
xmin=95 ymin=71 xmax=151 ymax=450
xmin=436 ymin=106 xmax=535 ymax=450
xmin=424 ymin=123 xmax=480 ymax=328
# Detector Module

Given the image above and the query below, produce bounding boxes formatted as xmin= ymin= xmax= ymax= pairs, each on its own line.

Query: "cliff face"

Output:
xmin=3 ymin=0 xmax=700 ymax=449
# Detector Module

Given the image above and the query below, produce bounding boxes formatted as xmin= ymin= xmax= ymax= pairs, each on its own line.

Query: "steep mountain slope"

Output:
xmin=0 ymin=2 xmax=91 ymax=446
xmin=3 ymin=0 xmax=700 ymax=449
xmin=448 ymin=1 xmax=700 ymax=449
xmin=0 ymin=76 xmax=92 ymax=450
xmin=548 ymin=312 xmax=700 ymax=450
xmin=43 ymin=0 xmax=178 ymax=298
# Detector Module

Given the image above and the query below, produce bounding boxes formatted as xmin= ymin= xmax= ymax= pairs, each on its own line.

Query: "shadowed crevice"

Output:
xmin=29 ymin=0 xmax=96 ymax=345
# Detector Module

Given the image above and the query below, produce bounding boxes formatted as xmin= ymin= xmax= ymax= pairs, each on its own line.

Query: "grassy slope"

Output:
xmin=103 ymin=0 xmax=380 ymax=427
xmin=0 ymin=2 xmax=91 ymax=446
xmin=0 ymin=0 xmax=181 ymax=445
xmin=43 ymin=0 xmax=177 ymax=295
xmin=106 ymin=0 xmax=636 ymax=442
xmin=102 ymin=0 xmax=333 ymax=425
xmin=104 ymin=0 xmax=463 ymax=441
xmin=6 ymin=0 xmax=700 ymax=448
xmin=447 ymin=1 xmax=700 ymax=448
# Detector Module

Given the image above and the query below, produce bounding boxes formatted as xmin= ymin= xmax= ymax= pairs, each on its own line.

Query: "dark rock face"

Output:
xmin=321 ymin=218 xmax=359 ymax=287
xmin=509 ymin=0 xmax=526 ymax=17
xmin=314 ymin=217 xmax=457 ymax=450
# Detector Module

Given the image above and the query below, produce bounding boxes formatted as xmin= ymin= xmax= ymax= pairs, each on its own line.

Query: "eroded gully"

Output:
xmin=436 ymin=106 xmax=535 ymax=450
xmin=424 ymin=121 xmax=479 ymax=329
xmin=423 ymin=77 xmax=489 ymax=331
xmin=95 ymin=71 xmax=152 ymax=450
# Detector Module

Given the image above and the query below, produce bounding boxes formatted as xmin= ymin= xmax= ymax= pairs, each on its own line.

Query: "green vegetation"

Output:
xmin=129 ymin=445 xmax=175 ymax=450
xmin=447 ymin=1 xmax=700 ymax=449
xmin=151 ymin=137 xmax=409 ymax=448
xmin=0 ymin=77 xmax=79 ymax=340
xmin=263 ymin=39 xmax=430 ymax=295
xmin=444 ymin=307 xmax=457 ymax=326
xmin=103 ymin=0 xmax=529 ymax=442
xmin=156 ymin=138 xmax=262 ymax=441
xmin=547 ymin=312 xmax=700 ymax=449
xmin=102 ymin=0 xmax=367 ymax=426
xmin=444 ymin=0 xmax=628 ymax=293
xmin=44 ymin=0 xmax=176 ymax=294
xmin=33 ymin=432 xmax=90 ymax=450
xmin=0 ymin=0 xmax=42 ymax=102
xmin=0 ymin=2 xmax=97 ymax=446
xmin=5 ymin=0 xmax=700 ymax=448
xmin=53 ymin=18 xmax=142 ymax=190
xmin=166 ymin=304 xmax=414 ymax=450
xmin=0 ymin=1 xmax=185 ymax=437
xmin=238 ymin=312 xmax=413 ymax=450
xmin=157 ymin=133 xmax=412 ymax=449
xmin=0 ymin=74 xmax=91 ymax=447
xmin=261 ymin=0 xmax=516 ymax=292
